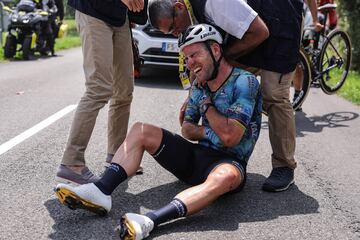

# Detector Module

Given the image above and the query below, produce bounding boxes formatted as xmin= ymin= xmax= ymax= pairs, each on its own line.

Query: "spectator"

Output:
xmin=55 ymin=0 xmax=144 ymax=185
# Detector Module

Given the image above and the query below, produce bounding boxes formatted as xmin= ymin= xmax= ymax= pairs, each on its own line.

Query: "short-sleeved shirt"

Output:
xmin=204 ymin=0 xmax=258 ymax=40
xmin=190 ymin=0 xmax=303 ymax=73
xmin=184 ymin=67 xmax=262 ymax=163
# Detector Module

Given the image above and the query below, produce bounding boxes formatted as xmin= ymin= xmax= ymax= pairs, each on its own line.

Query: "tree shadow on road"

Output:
xmin=295 ymin=111 xmax=359 ymax=137
xmin=45 ymin=173 xmax=318 ymax=239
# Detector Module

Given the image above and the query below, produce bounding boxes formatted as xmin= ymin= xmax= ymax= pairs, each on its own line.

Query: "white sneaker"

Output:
xmin=55 ymin=183 xmax=111 ymax=216
xmin=116 ymin=213 xmax=154 ymax=240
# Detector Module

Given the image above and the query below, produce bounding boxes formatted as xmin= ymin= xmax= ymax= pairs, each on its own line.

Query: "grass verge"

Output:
xmin=338 ymin=70 xmax=360 ymax=105
xmin=54 ymin=19 xmax=81 ymax=51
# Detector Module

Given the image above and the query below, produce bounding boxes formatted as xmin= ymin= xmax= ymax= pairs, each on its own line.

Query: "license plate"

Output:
xmin=162 ymin=42 xmax=179 ymax=53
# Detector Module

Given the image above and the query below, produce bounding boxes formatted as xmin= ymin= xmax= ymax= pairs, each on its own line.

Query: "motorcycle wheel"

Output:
xmin=22 ymin=36 xmax=32 ymax=60
xmin=4 ymin=35 xmax=17 ymax=59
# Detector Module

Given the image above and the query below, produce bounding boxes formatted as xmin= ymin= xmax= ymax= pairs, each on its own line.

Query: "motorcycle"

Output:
xmin=2 ymin=0 xmax=58 ymax=60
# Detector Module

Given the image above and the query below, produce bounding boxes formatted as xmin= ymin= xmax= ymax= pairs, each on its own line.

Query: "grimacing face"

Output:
xmin=182 ymin=43 xmax=215 ymax=84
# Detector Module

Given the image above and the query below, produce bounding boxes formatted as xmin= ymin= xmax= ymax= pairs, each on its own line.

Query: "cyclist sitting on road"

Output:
xmin=55 ymin=24 xmax=262 ymax=240
xmin=148 ymin=0 xmax=303 ymax=192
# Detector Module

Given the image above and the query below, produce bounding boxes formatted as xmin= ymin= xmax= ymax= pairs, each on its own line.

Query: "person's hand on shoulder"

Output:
xmin=121 ymin=0 xmax=144 ymax=12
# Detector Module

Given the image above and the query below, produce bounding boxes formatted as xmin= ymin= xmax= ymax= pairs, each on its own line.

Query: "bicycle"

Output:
xmin=291 ymin=3 xmax=352 ymax=111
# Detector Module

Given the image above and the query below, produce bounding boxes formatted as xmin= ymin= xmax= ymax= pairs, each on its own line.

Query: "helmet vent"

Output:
xmin=194 ymin=28 xmax=202 ymax=35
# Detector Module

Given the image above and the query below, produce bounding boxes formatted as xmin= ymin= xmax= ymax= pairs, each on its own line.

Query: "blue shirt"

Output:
xmin=184 ymin=67 xmax=262 ymax=163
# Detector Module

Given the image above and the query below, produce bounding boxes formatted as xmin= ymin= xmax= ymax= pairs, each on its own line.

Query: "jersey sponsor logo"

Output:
xmin=250 ymin=121 xmax=259 ymax=138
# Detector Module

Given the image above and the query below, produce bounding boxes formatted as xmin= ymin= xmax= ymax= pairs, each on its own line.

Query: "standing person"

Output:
xmin=54 ymin=0 xmax=64 ymax=22
xmin=148 ymin=0 xmax=303 ymax=192
xmin=52 ymin=0 xmax=65 ymax=39
xmin=55 ymin=0 xmax=144 ymax=185
xmin=33 ymin=0 xmax=59 ymax=55
xmin=305 ymin=0 xmax=324 ymax=32
xmin=55 ymin=24 xmax=262 ymax=240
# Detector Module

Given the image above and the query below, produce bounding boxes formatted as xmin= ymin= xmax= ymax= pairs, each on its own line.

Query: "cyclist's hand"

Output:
xmin=311 ymin=21 xmax=324 ymax=32
xmin=121 ymin=0 xmax=144 ymax=12
xmin=179 ymin=98 xmax=189 ymax=126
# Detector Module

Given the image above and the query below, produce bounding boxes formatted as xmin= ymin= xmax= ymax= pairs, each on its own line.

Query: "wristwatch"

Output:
xmin=200 ymin=103 xmax=214 ymax=115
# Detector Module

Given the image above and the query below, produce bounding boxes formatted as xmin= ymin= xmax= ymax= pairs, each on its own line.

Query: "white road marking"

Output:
xmin=0 ymin=104 xmax=77 ymax=156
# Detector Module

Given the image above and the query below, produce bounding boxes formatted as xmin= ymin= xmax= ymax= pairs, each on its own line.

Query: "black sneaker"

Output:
xmin=262 ymin=167 xmax=294 ymax=192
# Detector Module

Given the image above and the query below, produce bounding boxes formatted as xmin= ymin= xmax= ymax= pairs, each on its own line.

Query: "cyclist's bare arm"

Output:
xmin=304 ymin=0 xmax=323 ymax=32
xmin=224 ymin=16 xmax=269 ymax=61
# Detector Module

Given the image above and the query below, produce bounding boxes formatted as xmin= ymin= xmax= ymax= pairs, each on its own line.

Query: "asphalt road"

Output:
xmin=0 ymin=48 xmax=359 ymax=240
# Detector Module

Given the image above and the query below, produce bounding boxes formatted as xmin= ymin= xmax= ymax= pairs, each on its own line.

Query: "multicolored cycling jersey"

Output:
xmin=184 ymin=67 xmax=262 ymax=163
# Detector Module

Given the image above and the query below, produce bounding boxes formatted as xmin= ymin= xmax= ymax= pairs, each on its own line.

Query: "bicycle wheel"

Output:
xmin=291 ymin=49 xmax=311 ymax=111
xmin=318 ymin=29 xmax=352 ymax=94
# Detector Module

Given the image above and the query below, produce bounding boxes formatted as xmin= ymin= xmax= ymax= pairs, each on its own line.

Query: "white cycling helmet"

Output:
xmin=178 ymin=24 xmax=223 ymax=51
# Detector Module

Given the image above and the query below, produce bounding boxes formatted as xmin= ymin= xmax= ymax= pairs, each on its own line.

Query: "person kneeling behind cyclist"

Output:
xmin=55 ymin=24 xmax=262 ymax=240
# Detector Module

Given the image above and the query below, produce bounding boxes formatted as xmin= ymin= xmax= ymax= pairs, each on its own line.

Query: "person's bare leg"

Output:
xmin=111 ymin=122 xmax=163 ymax=176
xmin=175 ymin=164 xmax=242 ymax=215
xmin=89 ymin=122 xmax=163 ymax=196
xmin=136 ymin=163 xmax=243 ymax=234
xmin=55 ymin=122 xmax=164 ymax=214
xmin=293 ymin=64 xmax=304 ymax=92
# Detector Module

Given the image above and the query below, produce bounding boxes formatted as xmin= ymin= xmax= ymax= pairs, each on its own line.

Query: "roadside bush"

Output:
xmin=63 ymin=0 xmax=75 ymax=19
xmin=338 ymin=0 xmax=360 ymax=71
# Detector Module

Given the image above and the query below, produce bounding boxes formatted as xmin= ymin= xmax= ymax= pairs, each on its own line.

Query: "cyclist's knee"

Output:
xmin=206 ymin=165 xmax=241 ymax=194
xmin=129 ymin=122 xmax=162 ymax=147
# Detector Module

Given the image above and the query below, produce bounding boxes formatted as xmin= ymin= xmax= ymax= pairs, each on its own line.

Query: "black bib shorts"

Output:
xmin=151 ymin=129 xmax=247 ymax=192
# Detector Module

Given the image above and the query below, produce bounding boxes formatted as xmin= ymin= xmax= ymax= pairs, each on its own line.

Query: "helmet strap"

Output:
xmin=204 ymin=41 xmax=222 ymax=81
